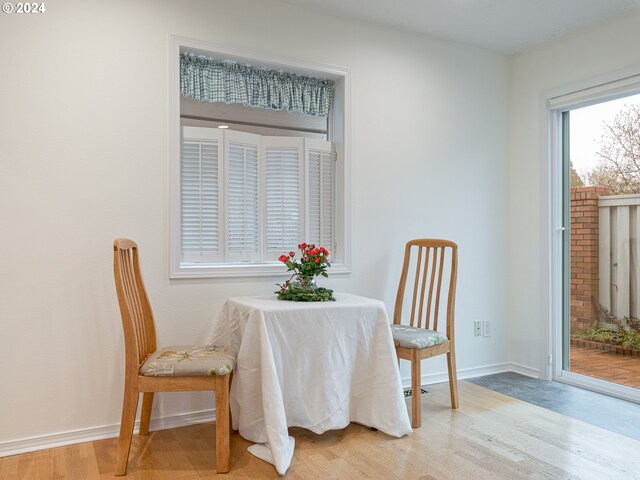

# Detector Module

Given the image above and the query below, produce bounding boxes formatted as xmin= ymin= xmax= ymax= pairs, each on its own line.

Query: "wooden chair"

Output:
xmin=392 ymin=239 xmax=458 ymax=428
xmin=113 ymin=238 xmax=233 ymax=475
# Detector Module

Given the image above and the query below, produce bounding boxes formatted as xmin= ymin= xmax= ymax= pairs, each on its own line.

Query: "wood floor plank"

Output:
xmin=0 ymin=452 xmax=20 ymax=479
xmin=1 ymin=381 xmax=639 ymax=479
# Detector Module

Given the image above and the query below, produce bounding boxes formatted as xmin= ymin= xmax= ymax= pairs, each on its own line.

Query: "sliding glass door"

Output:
xmin=556 ymin=91 xmax=640 ymax=402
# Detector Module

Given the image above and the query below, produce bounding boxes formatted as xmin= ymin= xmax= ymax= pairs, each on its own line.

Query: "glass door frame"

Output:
xmin=546 ymin=72 xmax=640 ymax=404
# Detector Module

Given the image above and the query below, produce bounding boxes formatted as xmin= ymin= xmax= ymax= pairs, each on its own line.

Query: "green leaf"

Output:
xmin=275 ymin=284 xmax=335 ymax=302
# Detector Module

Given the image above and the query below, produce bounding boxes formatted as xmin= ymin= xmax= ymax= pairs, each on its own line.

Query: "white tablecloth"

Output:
xmin=207 ymin=293 xmax=412 ymax=475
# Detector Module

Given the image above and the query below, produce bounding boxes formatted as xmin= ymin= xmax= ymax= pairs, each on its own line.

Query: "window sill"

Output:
xmin=170 ymin=261 xmax=350 ymax=279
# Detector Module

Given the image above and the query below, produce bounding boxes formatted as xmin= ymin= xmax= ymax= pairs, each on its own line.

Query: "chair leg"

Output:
xmin=228 ymin=371 xmax=234 ymax=434
xmin=447 ymin=348 xmax=459 ymax=409
xmin=215 ymin=375 xmax=231 ymax=473
xmin=115 ymin=384 xmax=140 ymax=476
xmin=139 ymin=392 xmax=154 ymax=436
xmin=411 ymin=351 xmax=421 ymax=428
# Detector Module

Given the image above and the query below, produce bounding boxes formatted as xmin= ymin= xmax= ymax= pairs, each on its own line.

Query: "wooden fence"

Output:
xmin=599 ymin=194 xmax=640 ymax=322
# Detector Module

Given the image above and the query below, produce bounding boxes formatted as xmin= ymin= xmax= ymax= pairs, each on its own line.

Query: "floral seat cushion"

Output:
xmin=139 ymin=345 xmax=235 ymax=377
xmin=391 ymin=325 xmax=448 ymax=349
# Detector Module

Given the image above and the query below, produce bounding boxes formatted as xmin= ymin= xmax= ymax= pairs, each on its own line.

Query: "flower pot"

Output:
xmin=292 ymin=276 xmax=317 ymax=289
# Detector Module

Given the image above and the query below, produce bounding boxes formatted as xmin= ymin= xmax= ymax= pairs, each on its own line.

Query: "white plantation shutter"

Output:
xmin=177 ymin=128 xmax=336 ymax=267
xmin=306 ymin=139 xmax=335 ymax=251
xmin=225 ymin=130 xmax=261 ymax=261
xmin=181 ymin=127 xmax=223 ymax=263
xmin=263 ymin=137 xmax=304 ymax=254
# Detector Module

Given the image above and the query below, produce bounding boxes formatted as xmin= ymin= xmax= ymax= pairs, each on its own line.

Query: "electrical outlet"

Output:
xmin=474 ymin=321 xmax=482 ymax=336
xmin=483 ymin=320 xmax=491 ymax=337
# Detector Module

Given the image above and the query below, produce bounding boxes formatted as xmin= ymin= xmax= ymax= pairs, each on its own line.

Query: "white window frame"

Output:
xmin=542 ymin=66 xmax=640 ymax=403
xmin=168 ymin=35 xmax=351 ymax=278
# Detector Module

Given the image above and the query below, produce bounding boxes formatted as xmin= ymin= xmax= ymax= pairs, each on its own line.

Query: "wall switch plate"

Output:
xmin=483 ymin=320 xmax=491 ymax=337
xmin=474 ymin=321 xmax=482 ymax=336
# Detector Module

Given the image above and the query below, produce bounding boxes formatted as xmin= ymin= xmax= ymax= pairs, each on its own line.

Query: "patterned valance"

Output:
xmin=180 ymin=53 xmax=334 ymax=117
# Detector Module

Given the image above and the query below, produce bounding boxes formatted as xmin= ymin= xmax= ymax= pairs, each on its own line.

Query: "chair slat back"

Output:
xmin=113 ymin=239 xmax=157 ymax=373
xmin=393 ymin=239 xmax=458 ymax=337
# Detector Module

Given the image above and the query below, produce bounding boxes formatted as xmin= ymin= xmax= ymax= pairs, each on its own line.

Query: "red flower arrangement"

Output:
xmin=276 ymin=243 xmax=335 ymax=301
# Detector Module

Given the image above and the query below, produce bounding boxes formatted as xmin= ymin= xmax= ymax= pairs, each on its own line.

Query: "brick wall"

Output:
xmin=570 ymin=186 xmax=609 ymax=333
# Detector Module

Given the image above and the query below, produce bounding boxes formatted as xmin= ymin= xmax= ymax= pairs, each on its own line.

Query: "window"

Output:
xmin=169 ymin=37 xmax=350 ymax=278
xmin=181 ymin=127 xmax=334 ymax=265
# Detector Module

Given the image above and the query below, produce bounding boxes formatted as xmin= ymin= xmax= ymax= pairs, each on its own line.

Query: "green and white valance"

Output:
xmin=180 ymin=53 xmax=334 ymax=117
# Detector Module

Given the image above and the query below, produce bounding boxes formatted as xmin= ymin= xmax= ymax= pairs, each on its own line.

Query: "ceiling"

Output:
xmin=282 ymin=0 xmax=640 ymax=53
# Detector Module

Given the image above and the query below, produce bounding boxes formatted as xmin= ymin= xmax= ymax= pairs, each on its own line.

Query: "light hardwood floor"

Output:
xmin=2 ymin=381 xmax=639 ymax=479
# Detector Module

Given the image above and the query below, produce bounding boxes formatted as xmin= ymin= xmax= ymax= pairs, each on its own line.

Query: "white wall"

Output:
xmin=0 ymin=0 xmax=508 ymax=449
xmin=508 ymin=10 xmax=640 ymax=373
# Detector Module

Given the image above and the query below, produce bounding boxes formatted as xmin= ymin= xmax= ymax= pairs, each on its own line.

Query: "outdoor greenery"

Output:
xmin=623 ymin=332 xmax=640 ymax=350
xmin=572 ymin=301 xmax=640 ymax=350
xmin=573 ymin=327 xmax=640 ymax=350
xmin=572 ymin=327 xmax=616 ymax=343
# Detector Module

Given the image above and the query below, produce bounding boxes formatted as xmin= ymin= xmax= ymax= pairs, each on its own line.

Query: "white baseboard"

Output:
xmin=401 ymin=362 xmax=540 ymax=388
xmin=508 ymin=362 xmax=541 ymax=379
xmin=1 ymin=363 xmax=541 ymax=459
xmin=0 ymin=408 xmax=216 ymax=458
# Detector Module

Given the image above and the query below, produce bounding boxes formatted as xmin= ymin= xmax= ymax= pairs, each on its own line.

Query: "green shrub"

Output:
xmin=621 ymin=332 xmax=640 ymax=350
xmin=572 ymin=327 xmax=597 ymax=340
xmin=592 ymin=330 xmax=617 ymax=342
xmin=571 ymin=327 xmax=616 ymax=343
xmin=573 ymin=327 xmax=640 ymax=350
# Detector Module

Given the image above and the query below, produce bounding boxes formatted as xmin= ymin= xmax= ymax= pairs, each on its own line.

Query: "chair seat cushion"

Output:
xmin=140 ymin=345 xmax=235 ymax=377
xmin=391 ymin=325 xmax=448 ymax=349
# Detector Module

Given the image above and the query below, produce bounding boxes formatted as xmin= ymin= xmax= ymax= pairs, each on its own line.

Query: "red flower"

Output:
xmin=298 ymin=243 xmax=307 ymax=249
xmin=315 ymin=257 xmax=320 ymax=263
xmin=289 ymin=251 xmax=295 ymax=257
xmin=279 ymin=255 xmax=289 ymax=263
xmin=320 ymin=247 xmax=328 ymax=255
